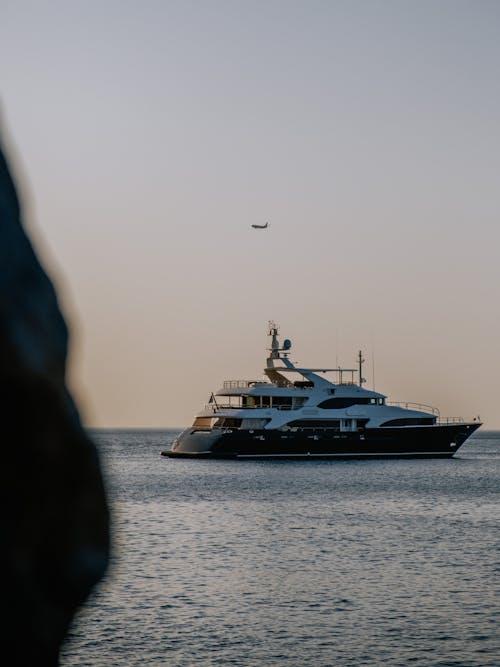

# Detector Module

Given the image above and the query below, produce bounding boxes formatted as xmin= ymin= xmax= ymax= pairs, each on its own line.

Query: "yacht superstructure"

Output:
xmin=163 ymin=323 xmax=480 ymax=459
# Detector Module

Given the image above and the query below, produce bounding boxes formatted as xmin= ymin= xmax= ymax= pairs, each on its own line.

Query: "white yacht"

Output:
xmin=163 ymin=323 xmax=480 ymax=459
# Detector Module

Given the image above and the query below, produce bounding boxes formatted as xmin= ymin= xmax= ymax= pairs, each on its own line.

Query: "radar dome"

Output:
xmin=283 ymin=339 xmax=292 ymax=350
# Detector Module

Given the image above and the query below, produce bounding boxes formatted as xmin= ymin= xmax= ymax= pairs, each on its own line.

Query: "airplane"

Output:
xmin=251 ymin=222 xmax=270 ymax=229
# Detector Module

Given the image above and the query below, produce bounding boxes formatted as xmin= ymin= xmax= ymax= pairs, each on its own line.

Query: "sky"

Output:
xmin=1 ymin=0 xmax=499 ymax=428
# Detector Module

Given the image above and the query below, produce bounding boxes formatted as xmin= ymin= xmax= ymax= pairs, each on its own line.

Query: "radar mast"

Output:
xmin=358 ymin=350 xmax=366 ymax=387
xmin=268 ymin=321 xmax=280 ymax=360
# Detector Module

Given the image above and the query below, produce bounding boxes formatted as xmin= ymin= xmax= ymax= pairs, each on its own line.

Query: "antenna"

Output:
xmin=371 ymin=336 xmax=376 ymax=390
xmin=268 ymin=321 xmax=280 ymax=359
xmin=358 ymin=350 xmax=366 ymax=387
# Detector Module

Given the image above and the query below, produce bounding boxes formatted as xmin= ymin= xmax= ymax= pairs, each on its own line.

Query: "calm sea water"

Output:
xmin=60 ymin=430 xmax=499 ymax=667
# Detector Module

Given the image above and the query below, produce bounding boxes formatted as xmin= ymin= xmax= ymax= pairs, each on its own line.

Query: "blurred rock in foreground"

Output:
xmin=0 ymin=140 xmax=109 ymax=665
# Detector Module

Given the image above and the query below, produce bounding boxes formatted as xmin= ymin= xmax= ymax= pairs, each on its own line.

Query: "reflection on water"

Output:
xmin=61 ymin=431 xmax=500 ymax=666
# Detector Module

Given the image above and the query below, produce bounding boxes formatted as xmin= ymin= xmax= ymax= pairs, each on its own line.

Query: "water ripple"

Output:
xmin=60 ymin=430 xmax=500 ymax=666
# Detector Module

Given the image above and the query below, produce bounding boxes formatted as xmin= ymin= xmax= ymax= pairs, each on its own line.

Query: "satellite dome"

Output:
xmin=283 ymin=339 xmax=292 ymax=350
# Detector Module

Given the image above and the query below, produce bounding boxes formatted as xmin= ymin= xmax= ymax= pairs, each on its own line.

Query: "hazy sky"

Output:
xmin=1 ymin=1 xmax=499 ymax=427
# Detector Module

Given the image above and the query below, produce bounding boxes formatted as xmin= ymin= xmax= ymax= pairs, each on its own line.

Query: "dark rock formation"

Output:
xmin=0 ymin=140 xmax=109 ymax=664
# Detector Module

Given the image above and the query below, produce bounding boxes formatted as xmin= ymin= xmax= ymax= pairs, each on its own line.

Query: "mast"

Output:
xmin=267 ymin=321 xmax=292 ymax=364
xmin=265 ymin=322 xmax=294 ymax=387
xmin=268 ymin=321 xmax=280 ymax=361
xmin=358 ymin=350 xmax=365 ymax=387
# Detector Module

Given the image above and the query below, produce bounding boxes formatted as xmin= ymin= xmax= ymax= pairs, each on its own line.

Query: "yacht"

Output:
xmin=163 ymin=323 xmax=480 ymax=459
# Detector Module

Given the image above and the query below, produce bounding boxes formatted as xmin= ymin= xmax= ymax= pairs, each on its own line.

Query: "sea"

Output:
xmin=60 ymin=429 xmax=499 ymax=667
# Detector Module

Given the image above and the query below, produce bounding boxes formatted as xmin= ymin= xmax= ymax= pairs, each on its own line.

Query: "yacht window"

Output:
xmin=192 ymin=417 xmax=215 ymax=430
xmin=288 ymin=419 xmax=341 ymax=429
xmin=318 ymin=397 xmax=371 ymax=409
xmin=380 ymin=418 xmax=434 ymax=426
xmin=242 ymin=395 xmax=257 ymax=408
xmin=240 ymin=418 xmax=271 ymax=429
xmin=272 ymin=397 xmax=294 ymax=408
xmin=213 ymin=417 xmax=243 ymax=429
xmin=245 ymin=396 xmax=271 ymax=408
xmin=218 ymin=395 xmax=243 ymax=408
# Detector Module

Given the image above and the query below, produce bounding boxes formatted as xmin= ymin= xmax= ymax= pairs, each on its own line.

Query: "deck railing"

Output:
xmin=436 ymin=417 xmax=465 ymax=424
xmin=205 ymin=403 xmax=239 ymax=410
xmin=223 ymin=380 xmax=267 ymax=389
xmin=387 ymin=401 xmax=440 ymax=417
xmin=204 ymin=403 xmax=298 ymax=411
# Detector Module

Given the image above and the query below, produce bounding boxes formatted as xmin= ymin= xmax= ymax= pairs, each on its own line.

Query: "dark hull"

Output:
xmin=163 ymin=423 xmax=480 ymax=459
